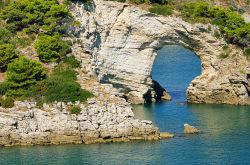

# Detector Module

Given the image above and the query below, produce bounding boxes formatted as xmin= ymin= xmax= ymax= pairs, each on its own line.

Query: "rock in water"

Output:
xmin=160 ymin=132 xmax=174 ymax=139
xmin=161 ymin=91 xmax=172 ymax=101
xmin=184 ymin=124 xmax=200 ymax=134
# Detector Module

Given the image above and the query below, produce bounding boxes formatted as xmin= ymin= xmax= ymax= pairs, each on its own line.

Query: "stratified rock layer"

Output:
xmin=71 ymin=0 xmax=250 ymax=105
xmin=0 ymin=99 xmax=159 ymax=146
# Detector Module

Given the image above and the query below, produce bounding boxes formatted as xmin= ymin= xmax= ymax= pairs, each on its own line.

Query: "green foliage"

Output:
xmin=129 ymin=0 xmax=149 ymax=4
xmin=180 ymin=2 xmax=250 ymax=47
xmin=68 ymin=106 xmax=82 ymax=114
xmin=35 ymin=34 xmax=71 ymax=63
xmin=0 ymin=27 xmax=13 ymax=44
xmin=149 ymin=4 xmax=172 ymax=16
xmin=1 ymin=0 xmax=70 ymax=33
xmin=109 ymin=0 xmax=169 ymax=4
xmin=0 ymin=44 xmax=18 ymax=71
xmin=43 ymin=63 xmax=93 ymax=103
xmin=68 ymin=0 xmax=93 ymax=3
xmin=244 ymin=48 xmax=250 ymax=59
xmin=219 ymin=52 xmax=230 ymax=59
xmin=62 ymin=55 xmax=81 ymax=68
xmin=3 ymin=56 xmax=46 ymax=97
xmin=0 ymin=97 xmax=14 ymax=108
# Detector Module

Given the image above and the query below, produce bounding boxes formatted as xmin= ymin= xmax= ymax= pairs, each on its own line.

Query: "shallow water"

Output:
xmin=1 ymin=46 xmax=250 ymax=165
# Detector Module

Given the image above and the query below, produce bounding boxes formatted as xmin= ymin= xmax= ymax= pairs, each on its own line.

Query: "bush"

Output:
xmin=0 ymin=44 xmax=18 ymax=71
xmin=244 ymin=48 xmax=250 ymax=59
xmin=1 ymin=0 xmax=70 ymax=33
xmin=180 ymin=2 xmax=250 ymax=46
xmin=149 ymin=4 xmax=173 ymax=16
xmin=4 ymin=56 xmax=46 ymax=97
xmin=42 ymin=62 xmax=93 ymax=103
xmin=68 ymin=106 xmax=81 ymax=114
xmin=35 ymin=34 xmax=71 ymax=63
xmin=0 ymin=97 xmax=14 ymax=108
xmin=44 ymin=73 xmax=93 ymax=103
xmin=62 ymin=55 xmax=81 ymax=68
xmin=0 ymin=27 xmax=13 ymax=44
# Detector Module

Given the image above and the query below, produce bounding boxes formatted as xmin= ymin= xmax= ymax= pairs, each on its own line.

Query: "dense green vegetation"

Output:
xmin=35 ymin=34 xmax=71 ymax=63
xmin=1 ymin=0 xmax=70 ymax=33
xmin=43 ymin=60 xmax=93 ymax=103
xmin=1 ymin=56 xmax=46 ymax=98
xmin=149 ymin=4 xmax=172 ymax=16
xmin=0 ymin=44 xmax=18 ymax=71
xmin=181 ymin=2 xmax=250 ymax=47
xmin=110 ymin=0 xmax=169 ymax=4
xmin=34 ymin=56 xmax=93 ymax=105
xmin=0 ymin=97 xmax=14 ymax=108
xmin=0 ymin=0 xmax=93 ymax=107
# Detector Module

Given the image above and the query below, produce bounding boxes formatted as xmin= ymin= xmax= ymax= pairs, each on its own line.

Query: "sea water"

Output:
xmin=1 ymin=46 xmax=250 ymax=165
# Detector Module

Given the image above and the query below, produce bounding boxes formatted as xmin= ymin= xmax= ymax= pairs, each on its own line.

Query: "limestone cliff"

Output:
xmin=70 ymin=0 xmax=250 ymax=105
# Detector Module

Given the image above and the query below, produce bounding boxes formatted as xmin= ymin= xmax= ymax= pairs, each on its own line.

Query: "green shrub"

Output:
xmin=244 ymin=48 xmax=250 ymax=59
xmin=1 ymin=0 xmax=70 ymax=33
xmin=219 ymin=52 xmax=229 ymax=59
xmin=0 ymin=27 xmax=13 ymax=44
xmin=0 ymin=44 xmax=18 ymax=71
xmin=149 ymin=4 xmax=172 ymax=16
xmin=35 ymin=34 xmax=71 ymax=63
xmin=41 ymin=62 xmax=93 ymax=103
xmin=4 ymin=56 xmax=46 ymax=97
xmin=0 ymin=97 xmax=14 ymax=108
xmin=62 ymin=56 xmax=81 ymax=68
xmin=68 ymin=106 xmax=81 ymax=115
xmin=180 ymin=2 xmax=250 ymax=46
xmin=44 ymin=73 xmax=93 ymax=103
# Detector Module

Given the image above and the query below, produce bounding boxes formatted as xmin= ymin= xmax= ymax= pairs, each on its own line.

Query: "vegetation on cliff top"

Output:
xmin=111 ymin=0 xmax=250 ymax=55
xmin=181 ymin=2 xmax=250 ymax=47
xmin=0 ymin=0 xmax=93 ymax=108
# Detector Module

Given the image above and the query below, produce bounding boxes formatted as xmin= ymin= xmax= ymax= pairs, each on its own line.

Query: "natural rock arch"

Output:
xmin=71 ymin=0 xmax=250 ymax=105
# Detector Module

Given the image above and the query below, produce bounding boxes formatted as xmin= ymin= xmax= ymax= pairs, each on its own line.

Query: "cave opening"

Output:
xmin=151 ymin=45 xmax=202 ymax=103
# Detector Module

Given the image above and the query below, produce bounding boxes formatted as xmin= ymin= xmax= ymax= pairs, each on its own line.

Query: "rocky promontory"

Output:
xmin=0 ymin=82 xmax=160 ymax=146
xmin=70 ymin=0 xmax=250 ymax=105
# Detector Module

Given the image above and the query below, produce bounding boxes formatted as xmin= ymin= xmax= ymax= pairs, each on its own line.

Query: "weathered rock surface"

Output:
xmin=184 ymin=124 xmax=200 ymax=134
xmin=70 ymin=0 xmax=250 ymax=105
xmin=0 ymin=99 xmax=159 ymax=146
xmin=160 ymin=132 xmax=174 ymax=139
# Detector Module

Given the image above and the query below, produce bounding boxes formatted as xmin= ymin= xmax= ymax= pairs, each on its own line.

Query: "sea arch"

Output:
xmin=72 ymin=0 xmax=250 ymax=105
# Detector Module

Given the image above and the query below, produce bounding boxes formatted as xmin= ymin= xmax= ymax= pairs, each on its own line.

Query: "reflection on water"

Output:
xmin=1 ymin=45 xmax=250 ymax=165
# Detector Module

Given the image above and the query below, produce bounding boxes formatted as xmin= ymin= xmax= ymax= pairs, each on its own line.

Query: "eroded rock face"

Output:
xmin=0 ymin=99 xmax=159 ymax=146
xmin=70 ymin=0 xmax=250 ymax=105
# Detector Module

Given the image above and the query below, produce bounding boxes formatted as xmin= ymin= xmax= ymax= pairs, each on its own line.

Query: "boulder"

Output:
xmin=184 ymin=124 xmax=200 ymax=134
xmin=160 ymin=132 xmax=174 ymax=139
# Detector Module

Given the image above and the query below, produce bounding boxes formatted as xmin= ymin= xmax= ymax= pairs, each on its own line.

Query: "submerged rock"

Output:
xmin=161 ymin=91 xmax=172 ymax=101
xmin=160 ymin=132 xmax=174 ymax=139
xmin=184 ymin=124 xmax=200 ymax=134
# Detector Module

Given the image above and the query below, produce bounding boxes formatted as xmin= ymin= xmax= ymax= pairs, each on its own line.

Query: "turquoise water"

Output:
xmin=1 ymin=46 xmax=250 ymax=165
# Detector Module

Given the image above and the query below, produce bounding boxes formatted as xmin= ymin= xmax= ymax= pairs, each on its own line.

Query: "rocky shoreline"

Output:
xmin=0 ymin=98 xmax=162 ymax=146
xmin=1 ymin=0 xmax=249 ymax=147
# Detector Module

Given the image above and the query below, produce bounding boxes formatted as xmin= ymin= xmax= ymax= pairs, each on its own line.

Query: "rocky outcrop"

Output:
xmin=70 ymin=0 xmax=250 ymax=105
xmin=184 ymin=124 xmax=200 ymax=134
xmin=0 ymin=99 xmax=159 ymax=146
